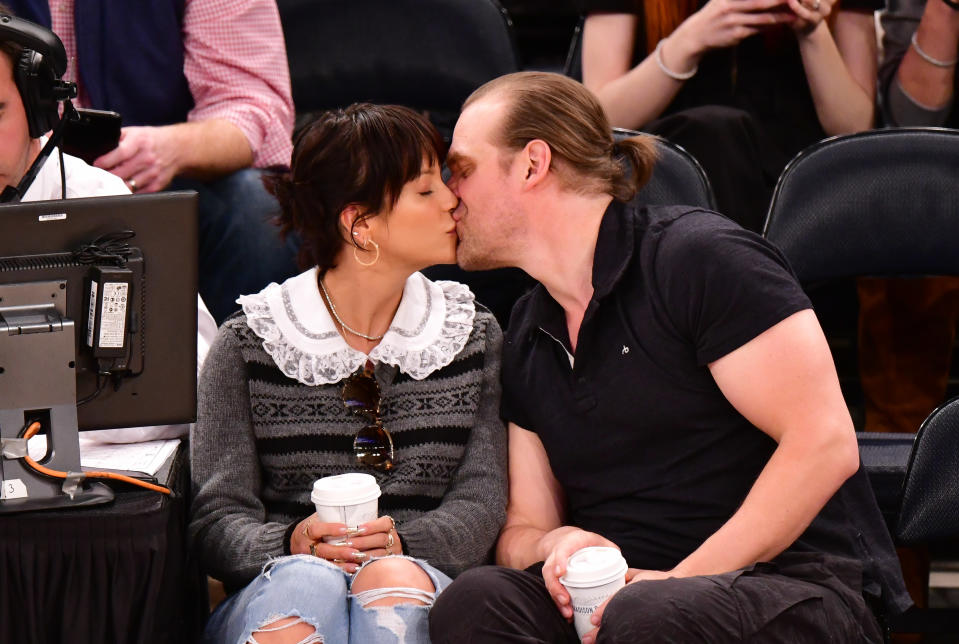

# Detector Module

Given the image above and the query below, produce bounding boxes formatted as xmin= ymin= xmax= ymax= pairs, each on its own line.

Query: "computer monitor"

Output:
xmin=0 ymin=192 xmax=198 ymax=512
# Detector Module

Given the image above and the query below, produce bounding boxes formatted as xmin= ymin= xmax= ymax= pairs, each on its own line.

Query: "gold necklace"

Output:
xmin=319 ymin=279 xmax=385 ymax=341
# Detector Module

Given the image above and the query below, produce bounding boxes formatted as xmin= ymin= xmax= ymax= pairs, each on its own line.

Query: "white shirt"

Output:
xmin=22 ymin=140 xmax=129 ymax=201
xmin=22 ymin=144 xmax=218 ymax=442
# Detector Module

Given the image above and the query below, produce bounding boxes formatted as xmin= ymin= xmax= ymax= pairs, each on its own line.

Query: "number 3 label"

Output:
xmin=1 ymin=479 xmax=28 ymax=500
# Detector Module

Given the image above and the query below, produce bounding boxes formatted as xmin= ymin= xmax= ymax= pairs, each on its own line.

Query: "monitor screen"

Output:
xmin=0 ymin=192 xmax=198 ymax=431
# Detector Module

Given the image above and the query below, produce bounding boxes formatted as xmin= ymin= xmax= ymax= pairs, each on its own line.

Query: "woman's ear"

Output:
xmin=339 ymin=204 xmax=371 ymax=244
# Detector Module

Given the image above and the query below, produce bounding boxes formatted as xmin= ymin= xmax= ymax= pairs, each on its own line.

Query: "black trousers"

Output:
xmin=429 ymin=555 xmax=884 ymax=643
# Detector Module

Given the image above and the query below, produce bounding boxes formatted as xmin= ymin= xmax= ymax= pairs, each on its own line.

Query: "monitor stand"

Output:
xmin=0 ymin=280 xmax=114 ymax=513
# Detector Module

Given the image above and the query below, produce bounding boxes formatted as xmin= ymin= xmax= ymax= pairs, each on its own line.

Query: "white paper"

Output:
xmin=26 ymin=435 xmax=179 ymax=476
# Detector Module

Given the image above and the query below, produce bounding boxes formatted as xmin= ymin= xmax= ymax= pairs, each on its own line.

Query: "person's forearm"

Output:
xmin=592 ymin=50 xmax=694 ymax=130
xmin=799 ymin=20 xmax=876 ymax=134
xmin=164 ymin=119 xmax=254 ymax=180
xmin=671 ymin=422 xmax=859 ymax=578
xmin=895 ymin=1 xmax=959 ymax=112
xmin=496 ymin=524 xmax=581 ymax=569
xmin=589 ymin=21 xmax=705 ymax=130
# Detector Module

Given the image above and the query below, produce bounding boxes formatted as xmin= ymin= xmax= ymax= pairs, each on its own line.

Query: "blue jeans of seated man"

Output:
xmin=170 ymin=169 xmax=300 ymax=325
xmin=205 ymin=554 xmax=453 ymax=644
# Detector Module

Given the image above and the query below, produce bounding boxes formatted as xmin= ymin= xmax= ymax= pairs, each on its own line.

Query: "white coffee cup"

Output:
xmin=310 ymin=473 xmax=381 ymax=543
xmin=559 ymin=546 xmax=629 ymax=640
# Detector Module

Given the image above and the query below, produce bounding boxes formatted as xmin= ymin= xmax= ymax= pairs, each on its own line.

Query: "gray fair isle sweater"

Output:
xmin=189 ymin=273 xmax=507 ymax=591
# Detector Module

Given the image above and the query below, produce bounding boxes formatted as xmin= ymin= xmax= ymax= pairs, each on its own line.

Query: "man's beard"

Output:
xmin=455 ymin=233 xmax=508 ymax=271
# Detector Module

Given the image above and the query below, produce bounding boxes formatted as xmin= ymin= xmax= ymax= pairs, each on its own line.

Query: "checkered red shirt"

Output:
xmin=51 ymin=0 xmax=294 ymax=168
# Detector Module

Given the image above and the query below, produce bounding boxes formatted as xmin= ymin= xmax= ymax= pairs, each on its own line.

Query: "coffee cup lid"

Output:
xmin=311 ymin=473 xmax=381 ymax=506
xmin=560 ymin=547 xmax=628 ymax=588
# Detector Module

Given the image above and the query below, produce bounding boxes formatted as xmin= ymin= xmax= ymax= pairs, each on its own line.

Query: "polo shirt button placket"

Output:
xmin=573 ymin=374 xmax=597 ymax=412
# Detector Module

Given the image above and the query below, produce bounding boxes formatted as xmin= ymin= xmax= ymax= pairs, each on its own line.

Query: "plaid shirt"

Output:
xmin=51 ymin=0 xmax=294 ymax=168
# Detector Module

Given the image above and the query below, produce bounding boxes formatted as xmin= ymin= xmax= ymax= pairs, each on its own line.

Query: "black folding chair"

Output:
xmin=276 ymin=0 xmax=519 ymax=140
xmin=764 ymin=128 xmax=959 ymax=636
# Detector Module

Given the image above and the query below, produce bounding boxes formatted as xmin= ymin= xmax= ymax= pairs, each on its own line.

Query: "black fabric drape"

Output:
xmin=0 ymin=446 xmax=206 ymax=643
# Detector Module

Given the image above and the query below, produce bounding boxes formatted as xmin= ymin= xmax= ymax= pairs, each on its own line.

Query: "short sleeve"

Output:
xmin=500 ymin=331 xmax=535 ymax=430
xmin=650 ymin=212 xmax=811 ymax=365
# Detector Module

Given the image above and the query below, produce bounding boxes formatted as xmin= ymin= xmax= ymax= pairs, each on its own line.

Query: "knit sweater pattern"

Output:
xmin=190 ymin=307 xmax=506 ymax=590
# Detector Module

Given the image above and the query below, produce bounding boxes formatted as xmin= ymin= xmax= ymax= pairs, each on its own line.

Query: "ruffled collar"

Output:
xmin=237 ymin=268 xmax=476 ymax=385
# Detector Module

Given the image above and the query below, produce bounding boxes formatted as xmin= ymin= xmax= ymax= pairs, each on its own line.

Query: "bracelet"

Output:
xmin=910 ymin=31 xmax=958 ymax=67
xmin=653 ymin=39 xmax=697 ymax=81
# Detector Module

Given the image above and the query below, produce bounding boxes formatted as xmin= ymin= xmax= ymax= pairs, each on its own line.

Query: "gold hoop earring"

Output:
xmin=353 ymin=239 xmax=380 ymax=267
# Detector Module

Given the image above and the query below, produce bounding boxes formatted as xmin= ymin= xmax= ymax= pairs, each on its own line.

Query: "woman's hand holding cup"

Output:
xmin=349 ymin=515 xmax=403 ymax=558
xmin=292 ymin=514 xmax=370 ymax=573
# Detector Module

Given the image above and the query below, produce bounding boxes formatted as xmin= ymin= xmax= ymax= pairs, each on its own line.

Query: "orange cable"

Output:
xmin=21 ymin=422 xmax=171 ymax=495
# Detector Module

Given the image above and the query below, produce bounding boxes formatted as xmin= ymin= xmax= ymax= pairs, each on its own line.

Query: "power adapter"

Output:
xmin=85 ymin=265 xmax=133 ymax=360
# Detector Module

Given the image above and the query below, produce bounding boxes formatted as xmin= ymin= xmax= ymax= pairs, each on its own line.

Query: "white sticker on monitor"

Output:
xmin=38 ymin=212 xmax=67 ymax=222
xmin=86 ymin=280 xmax=98 ymax=347
xmin=1 ymin=478 xmax=28 ymax=500
xmin=98 ymin=282 xmax=128 ymax=349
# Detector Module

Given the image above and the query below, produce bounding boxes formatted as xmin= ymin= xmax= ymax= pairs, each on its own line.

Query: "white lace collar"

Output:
xmin=238 ymin=268 xmax=476 ymax=385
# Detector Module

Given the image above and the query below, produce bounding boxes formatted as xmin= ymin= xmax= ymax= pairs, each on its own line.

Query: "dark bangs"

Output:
xmin=351 ymin=104 xmax=446 ymax=212
xmin=265 ymin=103 xmax=446 ymax=272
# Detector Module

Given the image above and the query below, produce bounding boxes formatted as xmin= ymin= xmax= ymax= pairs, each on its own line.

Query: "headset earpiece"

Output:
xmin=1 ymin=13 xmax=75 ymax=138
xmin=14 ymin=48 xmax=59 ymax=138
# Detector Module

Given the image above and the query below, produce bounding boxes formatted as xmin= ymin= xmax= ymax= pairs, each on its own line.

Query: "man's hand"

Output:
xmin=94 ymin=126 xmax=182 ymax=194
xmin=580 ymin=568 xmax=674 ymax=644
xmin=93 ymin=119 xmax=254 ymax=193
xmin=540 ymin=527 xmax=620 ymax=621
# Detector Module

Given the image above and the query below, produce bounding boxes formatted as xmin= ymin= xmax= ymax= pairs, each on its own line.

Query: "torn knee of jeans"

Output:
xmin=249 ymin=613 xmax=324 ymax=644
xmin=352 ymin=587 xmax=437 ymax=608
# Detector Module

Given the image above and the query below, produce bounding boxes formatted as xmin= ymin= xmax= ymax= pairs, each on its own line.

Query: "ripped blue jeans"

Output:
xmin=204 ymin=554 xmax=452 ymax=644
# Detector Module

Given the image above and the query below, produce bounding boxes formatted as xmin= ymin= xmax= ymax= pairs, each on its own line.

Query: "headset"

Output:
xmin=0 ymin=13 xmax=76 ymax=138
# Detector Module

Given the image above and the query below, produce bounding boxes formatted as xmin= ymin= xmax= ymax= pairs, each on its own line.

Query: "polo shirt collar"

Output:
xmin=590 ymin=199 xmax=636 ymax=301
xmin=526 ymin=199 xmax=637 ymax=347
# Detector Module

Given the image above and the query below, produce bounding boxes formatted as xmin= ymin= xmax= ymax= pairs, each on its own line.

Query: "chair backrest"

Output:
xmin=896 ymin=396 xmax=959 ymax=546
xmin=276 ymin=0 xmax=519 ymax=132
xmin=763 ymin=128 xmax=959 ymax=283
xmin=614 ymin=128 xmax=717 ymax=210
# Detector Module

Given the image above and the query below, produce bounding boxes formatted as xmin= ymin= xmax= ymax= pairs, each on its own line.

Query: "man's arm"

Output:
xmin=495 ymin=422 xmax=567 ymax=569
xmin=497 ymin=422 xmax=621 ymax=621
xmin=93 ymin=120 xmax=253 ymax=193
xmin=93 ymin=0 xmax=294 ymax=192
xmin=671 ymin=308 xmax=859 ymax=578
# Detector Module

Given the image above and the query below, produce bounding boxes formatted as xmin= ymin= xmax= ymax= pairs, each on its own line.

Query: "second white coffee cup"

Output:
xmin=559 ymin=546 xmax=628 ymax=640
xmin=311 ymin=473 xmax=381 ymax=543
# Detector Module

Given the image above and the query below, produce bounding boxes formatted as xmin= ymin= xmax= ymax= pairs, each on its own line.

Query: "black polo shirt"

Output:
xmin=502 ymin=200 xmax=911 ymax=614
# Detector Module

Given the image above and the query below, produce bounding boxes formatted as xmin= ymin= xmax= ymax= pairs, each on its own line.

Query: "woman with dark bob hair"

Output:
xmin=190 ymin=104 xmax=507 ymax=644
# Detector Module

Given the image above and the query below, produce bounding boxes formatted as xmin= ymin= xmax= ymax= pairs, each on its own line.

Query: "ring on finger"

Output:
xmin=302 ymin=519 xmax=311 ymax=538
xmin=309 ymin=543 xmax=316 ymax=557
xmin=812 ymin=0 xmax=821 ymax=10
xmin=385 ymin=530 xmax=395 ymax=555
xmin=126 ymin=178 xmax=138 ymax=192
xmin=384 ymin=515 xmax=396 ymax=533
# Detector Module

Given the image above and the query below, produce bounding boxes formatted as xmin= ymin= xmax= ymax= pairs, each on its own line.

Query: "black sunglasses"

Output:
xmin=341 ymin=369 xmax=394 ymax=471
